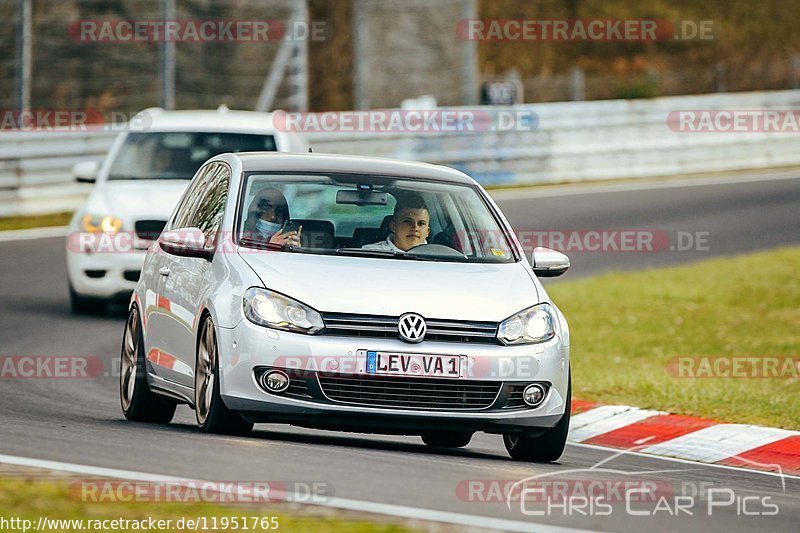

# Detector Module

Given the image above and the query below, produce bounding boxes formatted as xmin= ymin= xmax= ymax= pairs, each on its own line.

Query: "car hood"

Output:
xmin=82 ymin=180 xmax=190 ymax=221
xmin=239 ymin=251 xmax=540 ymax=322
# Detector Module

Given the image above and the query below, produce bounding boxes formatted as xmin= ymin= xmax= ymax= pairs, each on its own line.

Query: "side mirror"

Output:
xmin=531 ymin=247 xmax=570 ymax=277
xmin=73 ymin=160 xmax=99 ymax=183
xmin=159 ymin=227 xmax=212 ymax=260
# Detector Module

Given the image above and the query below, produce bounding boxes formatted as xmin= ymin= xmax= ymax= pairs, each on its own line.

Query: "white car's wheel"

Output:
xmin=69 ymin=282 xmax=105 ymax=315
xmin=120 ymin=306 xmax=176 ymax=423
xmin=195 ymin=316 xmax=253 ymax=436
xmin=503 ymin=372 xmax=571 ymax=462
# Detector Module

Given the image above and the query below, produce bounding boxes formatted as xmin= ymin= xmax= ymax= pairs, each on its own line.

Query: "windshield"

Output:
xmin=108 ymin=131 xmax=277 ymax=180
xmin=237 ymin=172 xmax=516 ymax=264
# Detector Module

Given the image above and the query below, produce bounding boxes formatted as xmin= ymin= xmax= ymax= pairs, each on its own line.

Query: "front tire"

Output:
xmin=503 ymin=373 xmax=571 ymax=462
xmin=195 ymin=317 xmax=253 ymax=436
xmin=69 ymin=282 xmax=106 ymax=315
xmin=421 ymin=431 xmax=474 ymax=448
xmin=120 ymin=306 xmax=177 ymax=423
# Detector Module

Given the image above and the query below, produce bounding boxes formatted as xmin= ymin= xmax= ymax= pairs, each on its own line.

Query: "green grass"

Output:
xmin=0 ymin=212 xmax=73 ymax=231
xmin=0 ymin=478 xmax=415 ymax=532
xmin=549 ymin=247 xmax=800 ymax=429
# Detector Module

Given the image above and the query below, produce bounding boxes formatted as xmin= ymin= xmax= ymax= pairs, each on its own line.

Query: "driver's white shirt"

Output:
xmin=361 ymin=234 xmax=426 ymax=253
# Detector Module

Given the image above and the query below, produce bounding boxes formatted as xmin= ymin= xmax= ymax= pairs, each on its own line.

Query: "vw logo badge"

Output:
xmin=398 ymin=313 xmax=427 ymax=343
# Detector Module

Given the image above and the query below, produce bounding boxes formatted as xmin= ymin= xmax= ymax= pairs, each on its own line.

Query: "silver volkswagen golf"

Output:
xmin=120 ymin=152 xmax=572 ymax=462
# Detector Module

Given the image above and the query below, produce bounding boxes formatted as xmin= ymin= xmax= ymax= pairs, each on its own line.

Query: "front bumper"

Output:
xmin=66 ymin=242 xmax=148 ymax=298
xmin=216 ymin=317 xmax=570 ymax=435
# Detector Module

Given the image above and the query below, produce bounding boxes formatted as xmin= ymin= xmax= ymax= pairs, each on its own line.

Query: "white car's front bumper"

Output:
xmin=66 ymin=244 xmax=148 ymax=299
xmin=216 ymin=318 xmax=570 ymax=435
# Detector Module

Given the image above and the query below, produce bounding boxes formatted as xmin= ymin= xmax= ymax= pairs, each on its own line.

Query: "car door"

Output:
xmin=157 ymin=163 xmax=230 ymax=388
xmin=144 ymin=163 xmax=216 ymax=386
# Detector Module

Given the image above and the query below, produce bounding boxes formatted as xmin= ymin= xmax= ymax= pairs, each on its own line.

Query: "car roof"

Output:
xmin=132 ymin=106 xmax=281 ymax=134
xmin=230 ymin=152 xmax=477 ymax=185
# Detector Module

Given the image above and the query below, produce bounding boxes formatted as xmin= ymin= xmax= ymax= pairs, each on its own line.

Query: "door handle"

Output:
xmin=158 ymin=267 xmax=171 ymax=277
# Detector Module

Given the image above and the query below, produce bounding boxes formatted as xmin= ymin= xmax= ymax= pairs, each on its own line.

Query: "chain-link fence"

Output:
xmin=0 ymin=0 xmax=301 ymax=116
xmin=2 ymin=0 xmax=800 ymax=115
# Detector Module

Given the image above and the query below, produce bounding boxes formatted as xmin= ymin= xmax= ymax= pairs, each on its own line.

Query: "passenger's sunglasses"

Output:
xmin=255 ymin=199 xmax=288 ymax=217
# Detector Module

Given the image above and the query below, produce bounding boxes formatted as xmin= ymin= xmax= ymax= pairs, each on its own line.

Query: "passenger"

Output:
xmin=151 ymin=144 xmax=173 ymax=174
xmin=243 ymin=187 xmax=301 ymax=246
xmin=363 ymin=196 xmax=430 ymax=252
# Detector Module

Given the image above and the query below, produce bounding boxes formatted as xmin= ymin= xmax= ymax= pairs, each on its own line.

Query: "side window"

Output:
xmin=171 ymin=163 xmax=215 ymax=230
xmin=190 ymin=164 xmax=230 ymax=245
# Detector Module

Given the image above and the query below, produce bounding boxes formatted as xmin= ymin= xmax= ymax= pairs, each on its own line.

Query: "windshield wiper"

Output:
xmin=334 ymin=247 xmax=409 ymax=259
xmin=107 ymin=174 xmax=143 ymax=180
xmin=108 ymin=174 xmax=191 ymax=180
xmin=239 ymin=239 xmax=304 ymax=253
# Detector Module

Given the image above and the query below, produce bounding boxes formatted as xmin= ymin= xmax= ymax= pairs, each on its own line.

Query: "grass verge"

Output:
xmin=0 ymin=212 xmax=72 ymax=231
xmin=548 ymin=246 xmax=800 ymax=429
xmin=0 ymin=477 xmax=415 ymax=532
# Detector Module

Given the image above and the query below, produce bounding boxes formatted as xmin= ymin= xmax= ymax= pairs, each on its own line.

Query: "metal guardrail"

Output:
xmin=2 ymin=90 xmax=800 ymax=217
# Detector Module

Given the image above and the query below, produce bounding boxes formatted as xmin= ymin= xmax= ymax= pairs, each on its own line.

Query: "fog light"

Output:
xmin=260 ymin=370 xmax=290 ymax=393
xmin=523 ymin=384 xmax=546 ymax=407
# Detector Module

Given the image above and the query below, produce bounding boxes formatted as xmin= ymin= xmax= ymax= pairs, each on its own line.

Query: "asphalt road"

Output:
xmin=0 ymin=172 xmax=798 ymax=532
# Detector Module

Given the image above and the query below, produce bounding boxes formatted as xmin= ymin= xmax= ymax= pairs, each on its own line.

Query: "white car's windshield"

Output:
xmin=237 ymin=172 xmax=516 ymax=263
xmin=108 ymin=132 xmax=277 ymax=180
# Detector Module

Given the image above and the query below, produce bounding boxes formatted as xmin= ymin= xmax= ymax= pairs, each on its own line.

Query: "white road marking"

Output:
xmin=0 ymin=225 xmax=69 ymax=242
xmin=0 ymin=453 xmax=596 ymax=533
xmin=490 ymin=169 xmax=800 ymax=202
xmin=568 ymin=405 xmax=664 ymax=443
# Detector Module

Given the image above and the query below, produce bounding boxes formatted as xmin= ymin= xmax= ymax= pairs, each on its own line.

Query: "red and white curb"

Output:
xmin=569 ymin=400 xmax=800 ymax=475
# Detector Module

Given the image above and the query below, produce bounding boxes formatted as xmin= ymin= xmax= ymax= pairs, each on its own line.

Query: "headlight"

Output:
xmin=242 ymin=287 xmax=324 ymax=334
xmin=82 ymin=214 xmax=122 ymax=233
xmin=498 ymin=303 xmax=556 ymax=345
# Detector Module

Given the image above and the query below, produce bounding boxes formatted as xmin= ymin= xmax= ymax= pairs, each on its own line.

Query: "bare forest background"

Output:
xmin=1 ymin=0 xmax=798 ymax=116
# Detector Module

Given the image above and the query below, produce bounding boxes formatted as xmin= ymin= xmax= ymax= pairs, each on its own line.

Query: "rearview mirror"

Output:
xmin=159 ymin=227 xmax=212 ymax=260
xmin=73 ymin=160 xmax=99 ymax=183
xmin=336 ymin=189 xmax=388 ymax=206
xmin=531 ymin=247 xmax=570 ymax=277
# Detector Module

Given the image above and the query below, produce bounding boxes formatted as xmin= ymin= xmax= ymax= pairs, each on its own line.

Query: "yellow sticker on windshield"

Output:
xmin=490 ymin=248 xmax=506 ymax=256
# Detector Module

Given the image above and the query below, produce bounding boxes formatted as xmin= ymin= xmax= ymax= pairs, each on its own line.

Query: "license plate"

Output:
xmin=364 ymin=350 xmax=462 ymax=378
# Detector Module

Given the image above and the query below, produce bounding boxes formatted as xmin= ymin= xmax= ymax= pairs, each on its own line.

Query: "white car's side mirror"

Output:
xmin=531 ymin=247 xmax=570 ymax=277
xmin=159 ymin=227 xmax=211 ymax=260
xmin=73 ymin=160 xmax=100 ymax=183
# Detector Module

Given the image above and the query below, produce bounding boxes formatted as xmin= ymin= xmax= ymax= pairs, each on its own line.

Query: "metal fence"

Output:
xmin=2 ymin=89 xmax=799 ymax=217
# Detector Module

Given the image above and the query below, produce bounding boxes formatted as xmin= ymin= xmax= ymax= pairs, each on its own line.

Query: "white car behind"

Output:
xmin=66 ymin=106 xmax=303 ymax=313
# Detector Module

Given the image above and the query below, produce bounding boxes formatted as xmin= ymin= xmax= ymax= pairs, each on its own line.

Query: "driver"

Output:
xmin=243 ymin=187 xmax=301 ymax=246
xmin=362 ymin=196 xmax=430 ymax=252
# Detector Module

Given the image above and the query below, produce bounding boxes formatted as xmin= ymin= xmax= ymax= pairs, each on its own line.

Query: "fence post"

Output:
xmin=16 ymin=0 xmax=32 ymax=112
xmin=570 ymin=67 xmax=585 ymax=101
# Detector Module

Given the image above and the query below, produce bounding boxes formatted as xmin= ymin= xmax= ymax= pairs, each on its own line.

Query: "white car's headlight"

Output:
xmin=498 ymin=303 xmax=556 ymax=345
xmin=243 ymin=287 xmax=324 ymax=334
xmin=82 ymin=214 xmax=123 ymax=233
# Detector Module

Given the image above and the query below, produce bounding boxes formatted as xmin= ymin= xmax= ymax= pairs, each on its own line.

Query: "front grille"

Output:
xmin=317 ymin=374 xmax=501 ymax=410
xmin=321 ymin=312 xmax=499 ymax=344
xmin=134 ymin=220 xmax=167 ymax=241
xmin=123 ymin=270 xmax=141 ymax=282
xmin=504 ymin=384 xmax=527 ymax=409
